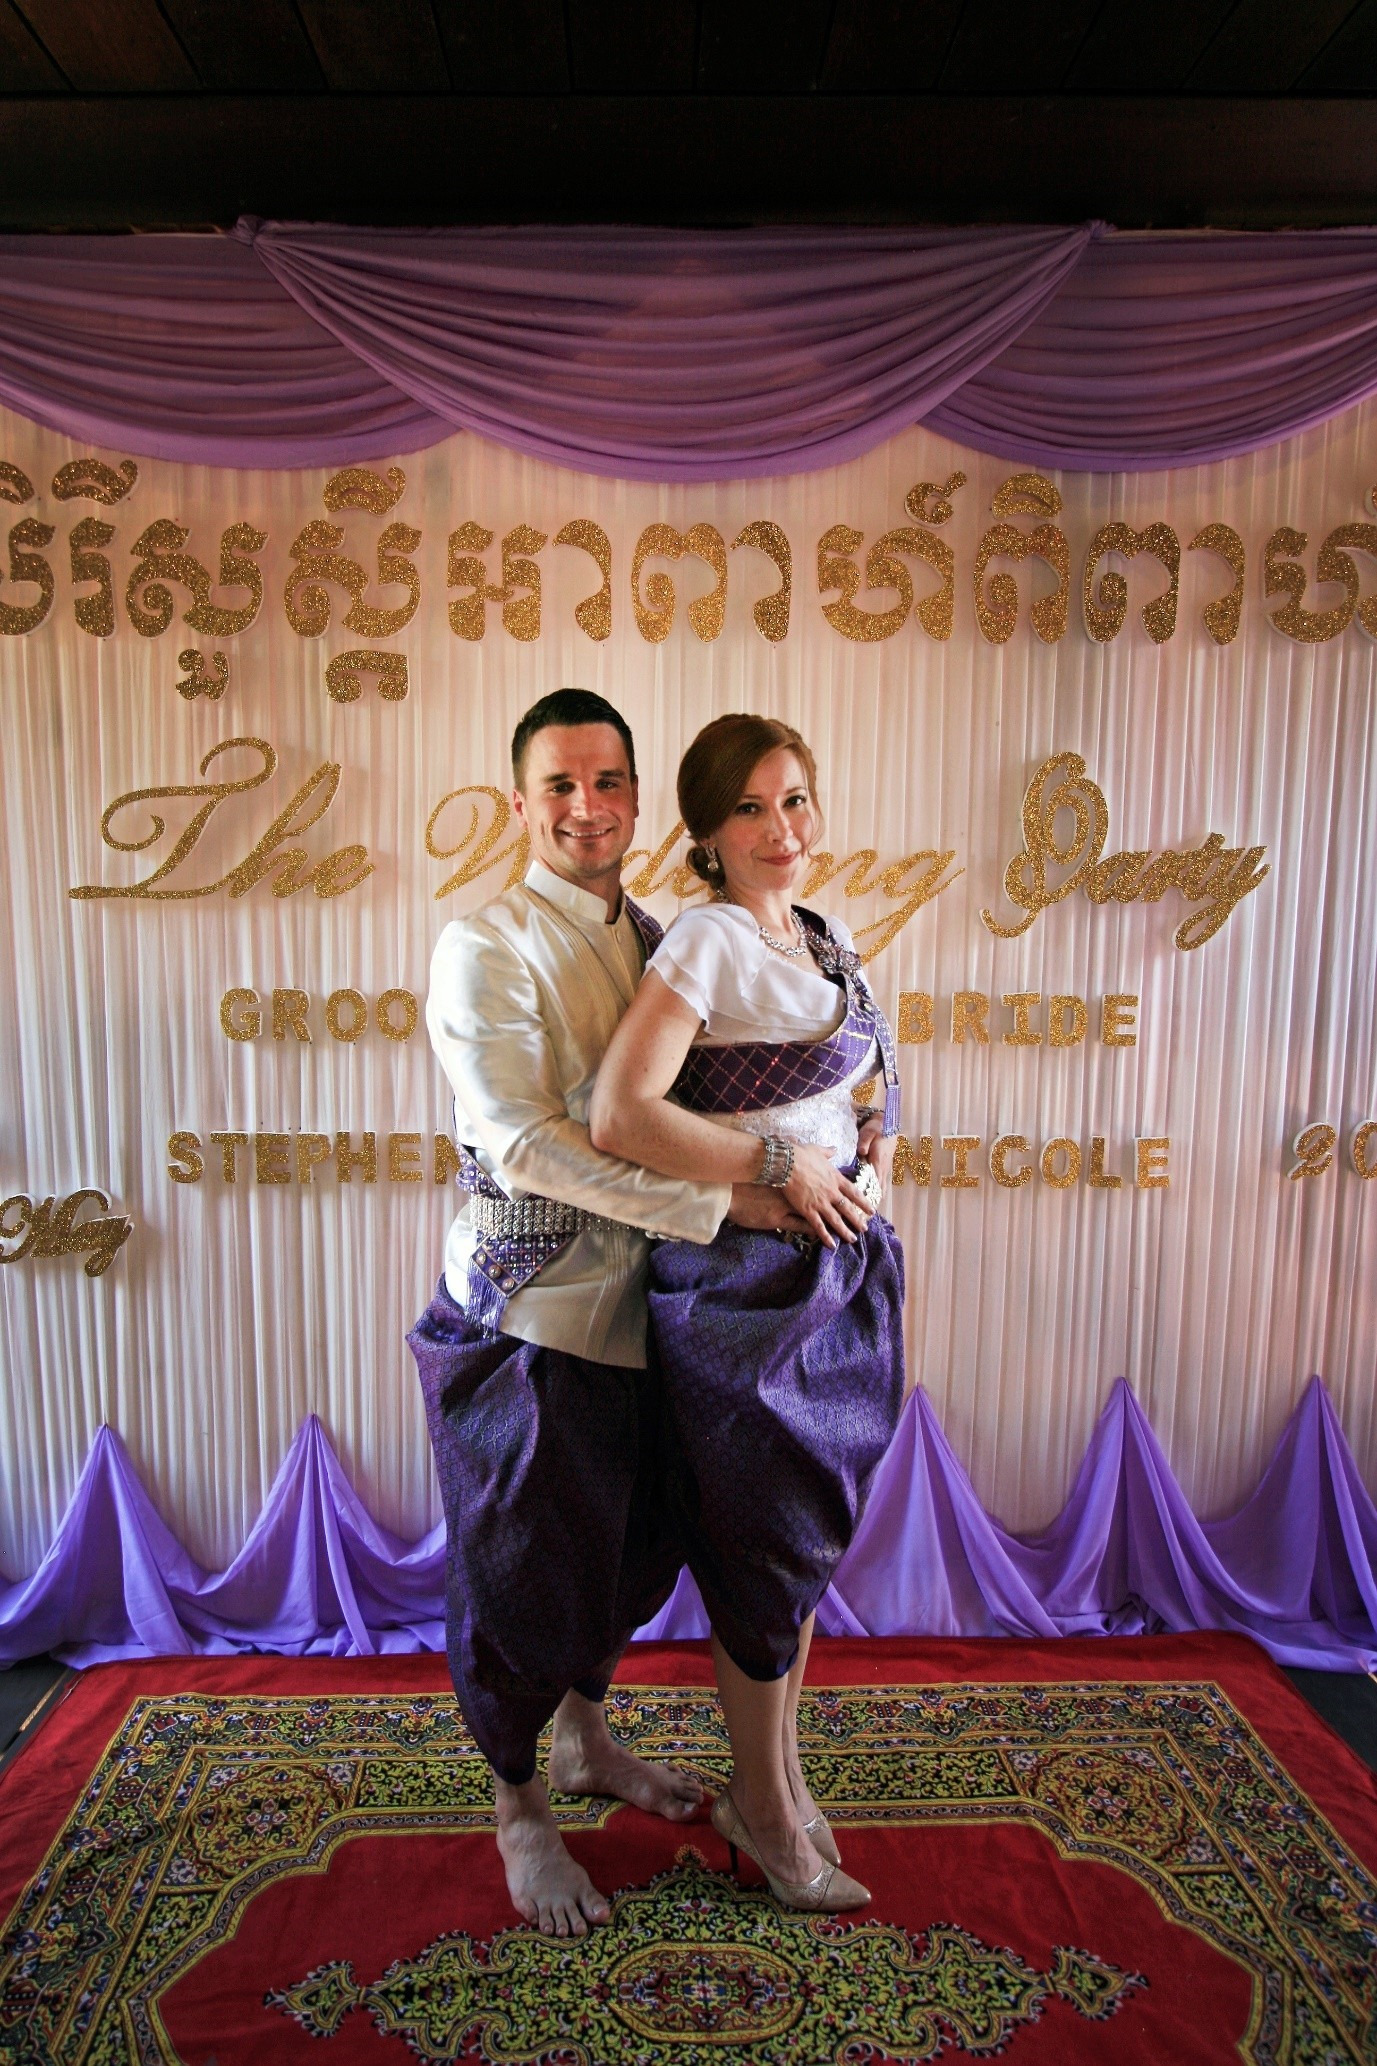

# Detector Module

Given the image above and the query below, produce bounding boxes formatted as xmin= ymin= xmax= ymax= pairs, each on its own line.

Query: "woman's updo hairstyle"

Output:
xmin=677 ymin=714 xmax=821 ymax=889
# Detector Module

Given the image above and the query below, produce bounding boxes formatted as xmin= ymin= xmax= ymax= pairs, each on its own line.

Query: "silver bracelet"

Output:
xmin=758 ymin=1134 xmax=795 ymax=1188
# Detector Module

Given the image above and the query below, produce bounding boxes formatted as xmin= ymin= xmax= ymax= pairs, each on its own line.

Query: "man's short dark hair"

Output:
xmin=511 ymin=689 xmax=637 ymax=789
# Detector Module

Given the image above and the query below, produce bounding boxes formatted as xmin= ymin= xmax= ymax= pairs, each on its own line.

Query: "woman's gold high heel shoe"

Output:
xmin=711 ymin=1791 xmax=869 ymax=1912
xmin=802 ymin=1811 xmax=841 ymax=1868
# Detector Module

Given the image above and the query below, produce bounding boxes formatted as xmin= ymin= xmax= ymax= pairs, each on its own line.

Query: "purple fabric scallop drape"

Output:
xmin=3 ymin=222 xmax=1377 ymax=475
xmin=2 ymin=1379 xmax=1373 ymax=1672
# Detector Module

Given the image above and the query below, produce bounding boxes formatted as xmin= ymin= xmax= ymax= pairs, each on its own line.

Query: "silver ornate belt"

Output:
xmin=469 ymin=1190 xmax=616 ymax=1240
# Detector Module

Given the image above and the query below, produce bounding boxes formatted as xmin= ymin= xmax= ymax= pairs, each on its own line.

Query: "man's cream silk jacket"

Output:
xmin=427 ymin=861 xmax=730 ymax=1368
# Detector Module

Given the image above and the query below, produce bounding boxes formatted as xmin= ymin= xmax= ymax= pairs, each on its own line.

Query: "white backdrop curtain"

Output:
xmin=0 ymin=397 xmax=1373 ymax=1582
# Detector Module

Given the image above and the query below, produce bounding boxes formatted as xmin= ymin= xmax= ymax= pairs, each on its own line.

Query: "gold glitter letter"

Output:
xmin=1289 ymin=1123 xmax=1336 ymax=1179
xmin=1187 ymin=524 xmax=1245 ymax=645
xmin=1136 ymin=1138 xmax=1171 ymax=1188
xmin=285 ymin=520 xmax=367 ymax=637
xmin=990 ymin=1136 xmax=1032 ymax=1188
xmin=1101 ymin=994 xmax=1138 ymax=1046
xmin=951 ymin=993 xmax=990 ymax=1044
xmin=1002 ymin=994 xmax=1041 ymax=1046
xmin=731 ymin=521 xmax=791 ymax=641
xmin=891 ymin=1135 xmax=932 ymax=1186
xmin=1083 ymin=523 xmax=1180 ymax=644
xmin=941 ymin=1136 xmax=981 ymax=1188
xmin=70 ymin=517 xmax=116 ymax=638
xmin=1087 ymin=1137 xmax=1122 ymax=1188
xmin=428 ymin=785 xmax=530 ymax=899
xmin=1049 ymin=996 xmax=1088 ymax=1047
xmin=167 ymin=1132 xmax=204 ymax=1183
xmin=186 ymin=523 xmax=267 ymax=637
xmin=1040 ymin=1138 xmax=1081 ymax=1189
xmin=126 ymin=520 xmax=213 ymax=637
xmin=0 ymin=518 xmax=55 ymax=634
xmin=377 ymin=989 xmax=419 ymax=1041
xmin=981 ymin=752 xmax=1108 ymax=940
xmin=501 ymin=525 xmax=547 ymax=641
xmin=325 ymin=650 xmax=409 ymax=702
xmin=553 ymin=519 xmax=612 ymax=641
xmin=897 ymin=992 xmax=933 ymax=1044
xmin=1264 ymin=528 xmax=1354 ymax=643
xmin=220 ymin=988 xmax=261 ymax=1040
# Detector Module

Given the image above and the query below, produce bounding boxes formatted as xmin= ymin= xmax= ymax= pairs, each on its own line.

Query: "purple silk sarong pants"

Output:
xmin=407 ymin=1279 xmax=681 ymax=1783
xmin=648 ymin=1215 xmax=906 ymax=1681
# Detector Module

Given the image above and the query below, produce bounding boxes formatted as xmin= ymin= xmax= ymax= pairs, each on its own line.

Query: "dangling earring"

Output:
xmin=705 ymin=845 xmax=726 ymax=897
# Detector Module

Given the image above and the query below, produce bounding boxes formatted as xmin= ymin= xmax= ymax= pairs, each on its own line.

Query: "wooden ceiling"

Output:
xmin=1 ymin=0 xmax=1376 ymax=227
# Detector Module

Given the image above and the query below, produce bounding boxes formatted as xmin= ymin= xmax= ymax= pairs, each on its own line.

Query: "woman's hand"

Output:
xmin=857 ymin=1116 xmax=895 ymax=1189
xmin=780 ymin=1142 xmax=873 ymax=1248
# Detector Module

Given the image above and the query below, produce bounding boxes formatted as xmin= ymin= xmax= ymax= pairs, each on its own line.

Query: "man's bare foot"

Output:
xmin=549 ymin=1690 xmax=703 ymax=1822
xmin=494 ymin=1775 xmax=610 ymax=1937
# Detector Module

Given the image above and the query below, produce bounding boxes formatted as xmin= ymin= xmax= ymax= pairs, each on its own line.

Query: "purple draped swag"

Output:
xmin=2 ymin=1379 xmax=1373 ymax=1673
xmin=1 ymin=221 xmax=1377 ymax=474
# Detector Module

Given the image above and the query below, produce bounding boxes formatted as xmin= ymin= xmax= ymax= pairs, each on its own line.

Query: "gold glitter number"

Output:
xmin=1187 ymin=524 xmax=1245 ymax=644
xmin=1082 ymin=522 xmax=1180 ymax=644
xmin=553 ymin=519 xmax=612 ymax=641
xmin=731 ymin=521 xmax=791 ymax=641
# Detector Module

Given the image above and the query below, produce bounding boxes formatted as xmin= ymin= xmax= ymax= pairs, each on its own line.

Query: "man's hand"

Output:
xmin=726 ymin=1183 xmax=811 ymax=1234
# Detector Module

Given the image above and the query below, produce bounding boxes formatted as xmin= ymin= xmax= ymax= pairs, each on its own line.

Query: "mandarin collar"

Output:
xmin=526 ymin=859 xmax=624 ymax=929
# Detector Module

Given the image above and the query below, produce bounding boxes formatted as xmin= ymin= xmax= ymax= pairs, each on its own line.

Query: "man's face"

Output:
xmin=512 ymin=723 xmax=639 ymax=892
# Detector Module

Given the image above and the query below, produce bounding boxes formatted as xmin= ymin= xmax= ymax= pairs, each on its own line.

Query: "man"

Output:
xmin=409 ymin=688 xmax=793 ymax=1938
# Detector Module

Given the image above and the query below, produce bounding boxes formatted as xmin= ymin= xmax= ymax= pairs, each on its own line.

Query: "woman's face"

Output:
xmin=712 ymin=746 xmax=818 ymax=902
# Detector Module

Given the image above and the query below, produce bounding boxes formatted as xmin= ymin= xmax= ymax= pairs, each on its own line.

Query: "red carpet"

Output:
xmin=1 ymin=1634 xmax=1374 ymax=2064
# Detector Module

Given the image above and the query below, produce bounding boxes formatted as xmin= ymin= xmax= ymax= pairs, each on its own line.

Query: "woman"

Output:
xmin=590 ymin=713 xmax=905 ymax=1913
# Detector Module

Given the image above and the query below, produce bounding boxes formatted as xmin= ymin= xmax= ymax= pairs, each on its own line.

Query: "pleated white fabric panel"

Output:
xmin=0 ymin=399 xmax=1373 ymax=1576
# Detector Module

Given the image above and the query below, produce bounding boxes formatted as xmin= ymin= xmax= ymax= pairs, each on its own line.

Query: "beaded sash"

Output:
xmin=671 ymin=908 xmax=901 ymax=1133
xmin=454 ymin=894 xmax=663 ymax=1331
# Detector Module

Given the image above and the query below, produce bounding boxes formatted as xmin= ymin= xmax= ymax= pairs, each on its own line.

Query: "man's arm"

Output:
xmin=428 ymin=919 xmax=729 ymax=1245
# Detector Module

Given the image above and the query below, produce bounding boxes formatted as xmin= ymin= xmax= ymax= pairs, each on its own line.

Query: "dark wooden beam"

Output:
xmin=0 ymin=93 xmax=1374 ymax=229
xmin=10 ymin=0 xmax=198 ymax=90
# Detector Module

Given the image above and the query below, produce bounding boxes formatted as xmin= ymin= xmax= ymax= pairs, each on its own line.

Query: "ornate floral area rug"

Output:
xmin=0 ymin=1635 xmax=1374 ymax=2065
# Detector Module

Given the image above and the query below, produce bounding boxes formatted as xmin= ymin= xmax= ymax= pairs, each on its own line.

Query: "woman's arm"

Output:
xmin=591 ymin=971 xmax=872 ymax=1245
xmin=591 ymin=971 xmax=769 ymax=1184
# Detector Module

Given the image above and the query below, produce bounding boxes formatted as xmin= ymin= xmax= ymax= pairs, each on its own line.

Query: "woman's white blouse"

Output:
xmin=648 ymin=902 xmax=880 ymax=1166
